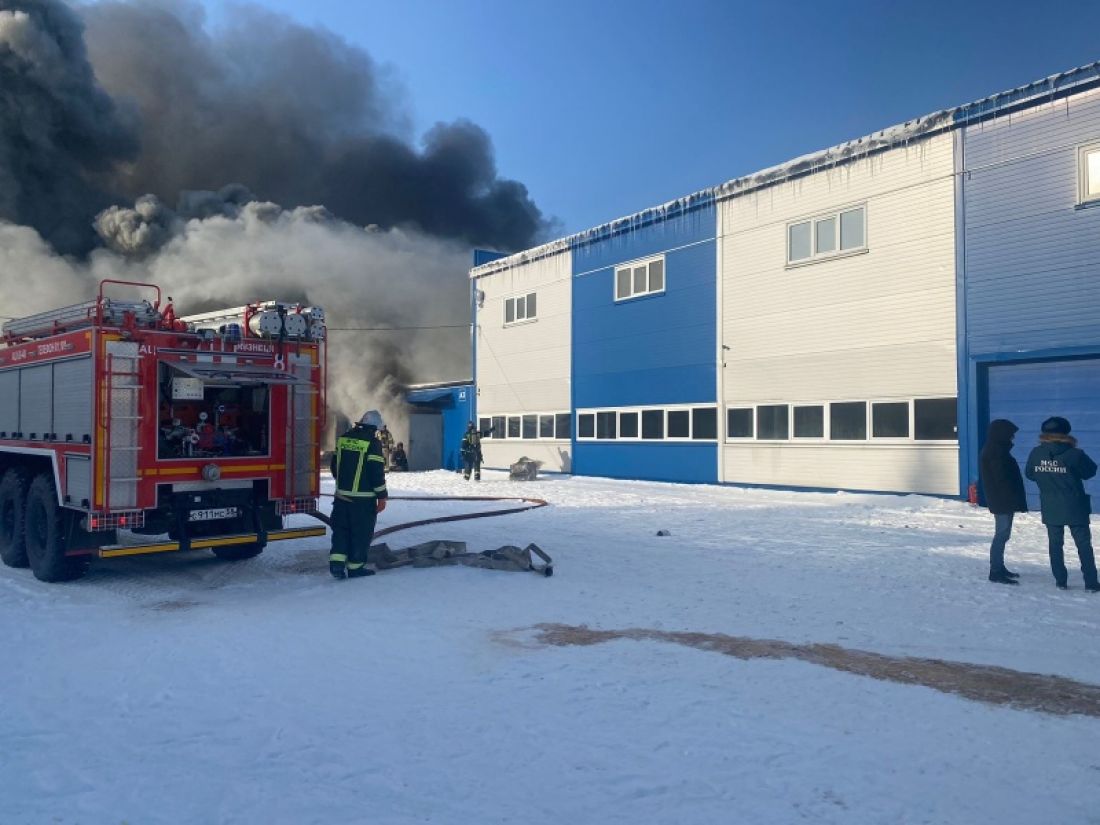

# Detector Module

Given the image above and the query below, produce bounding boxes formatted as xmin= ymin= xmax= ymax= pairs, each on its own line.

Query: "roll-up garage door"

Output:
xmin=986 ymin=358 xmax=1100 ymax=511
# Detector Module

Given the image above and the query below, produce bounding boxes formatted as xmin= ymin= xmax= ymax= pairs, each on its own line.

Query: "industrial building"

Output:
xmin=470 ymin=61 xmax=1100 ymax=498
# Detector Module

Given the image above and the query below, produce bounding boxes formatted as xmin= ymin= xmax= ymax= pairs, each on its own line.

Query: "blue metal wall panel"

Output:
xmin=406 ymin=385 xmax=473 ymax=471
xmin=985 ymin=358 xmax=1100 ymax=510
xmin=572 ymin=205 xmax=717 ymax=409
xmin=961 ymin=90 xmax=1100 ymax=490
xmin=573 ymin=442 xmax=717 ymax=484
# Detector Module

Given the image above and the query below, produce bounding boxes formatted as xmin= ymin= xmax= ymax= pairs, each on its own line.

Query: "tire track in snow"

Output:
xmin=507 ymin=623 xmax=1100 ymax=718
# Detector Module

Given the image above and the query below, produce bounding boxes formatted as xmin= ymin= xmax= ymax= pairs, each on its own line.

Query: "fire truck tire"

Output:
xmin=211 ymin=543 xmax=264 ymax=561
xmin=24 ymin=474 xmax=88 ymax=583
xmin=0 ymin=468 xmax=31 ymax=568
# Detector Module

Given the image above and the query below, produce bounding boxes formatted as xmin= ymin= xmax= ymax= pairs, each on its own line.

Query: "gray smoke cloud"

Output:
xmin=0 ymin=0 xmax=139 ymax=253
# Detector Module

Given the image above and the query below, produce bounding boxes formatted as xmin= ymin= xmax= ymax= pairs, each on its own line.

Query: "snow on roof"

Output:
xmin=471 ymin=60 xmax=1100 ymax=280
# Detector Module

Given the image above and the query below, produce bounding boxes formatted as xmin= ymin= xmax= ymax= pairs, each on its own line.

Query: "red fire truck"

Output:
xmin=0 ymin=280 xmax=327 ymax=582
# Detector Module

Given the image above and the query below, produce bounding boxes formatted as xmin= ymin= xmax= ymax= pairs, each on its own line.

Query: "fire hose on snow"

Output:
xmin=308 ymin=493 xmax=553 ymax=576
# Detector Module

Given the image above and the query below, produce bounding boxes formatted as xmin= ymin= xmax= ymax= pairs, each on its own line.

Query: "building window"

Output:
xmin=692 ymin=408 xmax=717 ymax=440
xmin=538 ymin=415 xmax=555 ymax=438
xmin=1079 ymin=143 xmax=1100 ymax=205
xmin=507 ymin=416 xmax=521 ymax=438
xmin=578 ymin=413 xmax=595 ymax=439
xmin=793 ymin=405 xmax=824 ymax=438
xmin=596 ymin=411 xmax=617 ymax=439
xmin=756 ymin=405 xmax=789 ymax=440
xmin=555 ymin=413 xmax=571 ymax=439
xmin=491 ymin=416 xmax=505 ymax=438
xmin=830 ymin=401 xmax=867 ymax=440
xmin=479 ymin=417 xmax=491 ymax=435
xmin=642 ymin=409 xmax=664 ymax=439
xmin=615 ymin=256 xmax=665 ymax=301
xmin=914 ymin=397 xmax=957 ymax=441
xmin=667 ymin=410 xmax=690 ymax=439
xmin=619 ymin=411 xmax=639 ymax=438
xmin=872 ymin=402 xmax=909 ymax=438
xmin=727 ymin=408 xmax=753 ymax=439
xmin=504 ymin=292 xmax=537 ymax=325
xmin=788 ymin=205 xmax=866 ymax=264
xmin=522 ymin=415 xmax=537 ymax=439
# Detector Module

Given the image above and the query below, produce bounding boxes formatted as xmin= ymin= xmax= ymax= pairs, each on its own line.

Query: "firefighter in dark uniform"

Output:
xmin=460 ymin=421 xmax=492 ymax=481
xmin=329 ymin=410 xmax=388 ymax=579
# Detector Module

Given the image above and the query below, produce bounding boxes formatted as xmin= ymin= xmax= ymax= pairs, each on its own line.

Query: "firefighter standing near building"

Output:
xmin=329 ymin=411 xmax=389 ymax=579
xmin=461 ymin=421 xmax=492 ymax=481
xmin=377 ymin=423 xmax=395 ymax=467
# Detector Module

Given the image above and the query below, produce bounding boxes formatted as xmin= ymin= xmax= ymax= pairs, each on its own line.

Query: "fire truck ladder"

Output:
xmin=104 ymin=342 xmax=142 ymax=511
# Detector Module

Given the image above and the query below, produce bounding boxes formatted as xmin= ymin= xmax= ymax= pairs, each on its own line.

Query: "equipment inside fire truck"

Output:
xmin=0 ymin=280 xmax=328 ymax=582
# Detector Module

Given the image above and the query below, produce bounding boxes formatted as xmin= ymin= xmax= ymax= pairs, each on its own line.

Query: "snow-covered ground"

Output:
xmin=2 ymin=471 xmax=1098 ymax=825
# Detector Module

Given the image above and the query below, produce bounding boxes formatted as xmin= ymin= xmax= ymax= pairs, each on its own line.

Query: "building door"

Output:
xmin=407 ymin=412 xmax=443 ymax=471
xmin=985 ymin=357 xmax=1100 ymax=510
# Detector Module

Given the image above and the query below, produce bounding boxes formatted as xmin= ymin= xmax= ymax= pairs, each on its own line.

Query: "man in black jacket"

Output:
xmin=1024 ymin=416 xmax=1099 ymax=592
xmin=328 ymin=410 xmax=389 ymax=579
xmin=460 ymin=421 xmax=492 ymax=481
xmin=979 ymin=419 xmax=1026 ymax=585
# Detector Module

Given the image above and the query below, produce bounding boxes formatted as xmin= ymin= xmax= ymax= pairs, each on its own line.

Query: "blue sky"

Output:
xmin=201 ymin=0 xmax=1100 ymax=240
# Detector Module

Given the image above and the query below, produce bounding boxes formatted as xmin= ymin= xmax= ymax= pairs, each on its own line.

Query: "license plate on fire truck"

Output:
xmin=188 ymin=507 xmax=239 ymax=522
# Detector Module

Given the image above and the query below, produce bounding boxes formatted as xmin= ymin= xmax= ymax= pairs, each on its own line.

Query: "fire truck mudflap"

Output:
xmin=0 ymin=279 xmax=329 ymax=581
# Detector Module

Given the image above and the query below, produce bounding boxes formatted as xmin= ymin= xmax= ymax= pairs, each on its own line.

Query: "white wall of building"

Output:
xmin=718 ymin=133 xmax=959 ymax=494
xmin=474 ymin=250 xmax=572 ymax=472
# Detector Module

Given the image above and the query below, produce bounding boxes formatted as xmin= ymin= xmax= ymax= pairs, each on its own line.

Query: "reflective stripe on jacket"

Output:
xmin=331 ymin=426 xmax=388 ymax=499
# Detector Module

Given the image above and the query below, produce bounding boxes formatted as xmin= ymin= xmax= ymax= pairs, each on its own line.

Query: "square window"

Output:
xmin=1081 ymin=145 xmax=1100 ymax=203
xmin=667 ymin=410 xmax=690 ymax=438
xmin=914 ymin=397 xmax=957 ymax=440
xmin=522 ymin=415 xmax=537 ymax=438
xmin=872 ymin=402 xmax=909 ymax=438
xmin=756 ymin=405 xmax=789 ymax=440
xmin=505 ymin=299 xmax=515 ymax=324
xmin=789 ymin=221 xmax=812 ymax=262
xmin=578 ymin=413 xmax=595 ymax=438
xmin=620 ymin=411 xmax=639 ymax=438
xmin=539 ymin=414 xmax=555 ymax=438
xmin=616 ymin=268 xmax=630 ymax=299
xmin=507 ymin=416 xmax=521 ymax=438
xmin=555 ymin=413 xmax=572 ymax=439
xmin=727 ymin=408 xmax=753 ymax=438
xmin=596 ymin=411 xmax=617 ymax=439
xmin=642 ymin=409 xmax=664 ymax=439
xmin=815 ymin=217 xmax=836 ymax=254
xmin=478 ymin=417 xmax=491 ymax=436
xmin=692 ymin=407 xmax=717 ymax=440
xmin=830 ymin=402 xmax=867 ymax=440
xmin=840 ymin=207 xmax=865 ymax=250
xmin=793 ymin=405 xmax=824 ymax=438
xmin=648 ymin=259 xmax=664 ymax=292
xmin=491 ymin=416 xmax=505 ymax=438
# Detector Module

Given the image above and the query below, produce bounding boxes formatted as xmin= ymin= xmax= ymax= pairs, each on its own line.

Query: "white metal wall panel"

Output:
xmin=0 ymin=370 xmax=18 ymax=433
xmin=718 ymin=133 xmax=958 ymax=492
xmin=722 ymin=444 xmax=958 ymax=495
xmin=19 ymin=364 xmax=53 ymax=438
xmin=53 ymin=357 xmax=93 ymax=441
xmin=476 ymin=250 xmax=572 ymax=415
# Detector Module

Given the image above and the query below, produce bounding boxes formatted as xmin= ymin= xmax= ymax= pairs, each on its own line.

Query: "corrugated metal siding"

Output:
xmin=719 ymin=134 xmax=958 ymax=493
xmin=482 ymin=441 xmax=571 ymax=474
xmin=0 ymin=370 xmax=18 ymax=433
xmin=574 ymin=443 xmax=715 ymax=484
xmin=475 ymin=250 xmax=571 ymax=415
xmin=572 ymin=205 xmax=717 ymax=408
xmin=964 ymin=86 xmax=1100 ymax=355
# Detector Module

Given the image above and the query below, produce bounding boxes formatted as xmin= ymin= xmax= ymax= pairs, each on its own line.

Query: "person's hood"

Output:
xmin=986 ymin=419 xmax=1018 ymax=445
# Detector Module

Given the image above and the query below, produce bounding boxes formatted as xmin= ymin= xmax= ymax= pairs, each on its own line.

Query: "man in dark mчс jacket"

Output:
xmin=328 ymin=410 xmax=389 ymax=580
xmin=1024 ymin=416 xmax=1099 ymax=592
xmin=979 ymin=419 xmax=1027 ymax=585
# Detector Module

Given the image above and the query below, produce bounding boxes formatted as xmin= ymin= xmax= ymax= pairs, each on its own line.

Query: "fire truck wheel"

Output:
xmin=24 ymin=474 xmax=88 ymax=583
xmin=0 ymin=468 xmax=31 ymax=568
xmin=211 ymin=543 xmax=264 ymax=561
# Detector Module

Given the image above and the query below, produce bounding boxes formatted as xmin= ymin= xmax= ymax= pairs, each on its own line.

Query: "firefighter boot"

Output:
xmin=330 ymin=561 xmax=347 ymax=579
